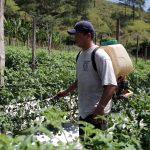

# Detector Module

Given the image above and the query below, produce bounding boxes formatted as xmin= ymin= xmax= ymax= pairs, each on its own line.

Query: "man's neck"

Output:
xmin=82 ymin=42 xmax=95 ymax=51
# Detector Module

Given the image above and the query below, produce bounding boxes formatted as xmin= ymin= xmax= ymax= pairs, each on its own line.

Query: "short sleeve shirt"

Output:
xmin=76 ymin=45 xmax=117 ymax=119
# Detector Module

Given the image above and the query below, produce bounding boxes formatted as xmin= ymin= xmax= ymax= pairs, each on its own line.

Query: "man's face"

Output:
xmin=74 ymin=32 xmax=90 ymax=48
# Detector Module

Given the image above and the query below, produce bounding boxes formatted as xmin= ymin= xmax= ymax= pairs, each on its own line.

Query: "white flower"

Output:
xmin=139 ymin=119 xmax=146 ymax=128
xmin=124 ymin=117 xmax=129 ymax=122
xmin=122 ymin=124 xmax=126 ymax=129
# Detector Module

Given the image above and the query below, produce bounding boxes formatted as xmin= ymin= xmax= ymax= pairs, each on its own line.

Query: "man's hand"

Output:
xmin=92 ymin=106 xmax=104 ymax=125
xmin=57 ymin=81 xmax=77 ymax=98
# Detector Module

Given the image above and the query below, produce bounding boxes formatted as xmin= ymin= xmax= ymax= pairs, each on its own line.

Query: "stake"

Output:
xmin=145 ymin=46 xmax=147 ymax=62
xmin=136 ymin=35 xmax=139 ymax=64
xmin=32 ymin=17 xmax=36 ymax=72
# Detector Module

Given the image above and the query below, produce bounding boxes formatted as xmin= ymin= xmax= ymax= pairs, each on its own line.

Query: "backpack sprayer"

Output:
xmin=99 ymin=32 xmax=133 ymax=100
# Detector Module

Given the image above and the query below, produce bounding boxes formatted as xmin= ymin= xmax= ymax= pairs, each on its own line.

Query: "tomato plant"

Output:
xmin=0 ymin=46 xmax=150 ymax=149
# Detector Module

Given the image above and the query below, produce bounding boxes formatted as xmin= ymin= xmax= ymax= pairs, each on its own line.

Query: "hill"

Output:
xmin=4 ymin=0 xmax=150 ymax=48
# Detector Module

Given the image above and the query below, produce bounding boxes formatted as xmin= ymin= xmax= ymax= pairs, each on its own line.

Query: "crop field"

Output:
xmin=0 ymin=46 xmax=150 ymax=150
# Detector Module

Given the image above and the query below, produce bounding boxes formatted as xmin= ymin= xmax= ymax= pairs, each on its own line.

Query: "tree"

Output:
xmin=119 ymin=0 xmax=146 ymax=20
xmin=0 ymin=0 xmax=5 ymax=86
xmin=135 ymin=0 xmax=145 ymax=10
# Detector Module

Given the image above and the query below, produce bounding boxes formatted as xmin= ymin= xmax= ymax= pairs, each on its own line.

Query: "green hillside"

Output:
xmin=4 ymin=0 xmax=150 ymax=47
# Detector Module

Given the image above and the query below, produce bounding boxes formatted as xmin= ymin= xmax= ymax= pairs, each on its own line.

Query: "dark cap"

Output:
xmin=67 ymin=21 xmax=95 ymax=35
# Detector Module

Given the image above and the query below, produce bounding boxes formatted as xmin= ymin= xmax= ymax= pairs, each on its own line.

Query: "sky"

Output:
xmin=106 ymin=0 xmax=150 ymax=12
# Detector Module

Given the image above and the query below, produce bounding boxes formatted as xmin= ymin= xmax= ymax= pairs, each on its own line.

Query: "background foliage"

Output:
xmin=0 ymin=46 xmax=150 ymax=149
xmin=0 ymin=0 xmax=150 ymax=149
xmin=3 ymin=0 xmax=150 ymax=49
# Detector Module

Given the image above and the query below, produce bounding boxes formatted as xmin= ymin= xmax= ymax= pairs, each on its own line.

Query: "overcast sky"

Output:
xmin=106 ymin=0 xmax=150 ymax=11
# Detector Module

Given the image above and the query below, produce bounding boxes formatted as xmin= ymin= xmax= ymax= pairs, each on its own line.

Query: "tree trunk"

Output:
xmin=93 ymin=0 xmax=96 ymax=8
xmin=0 ymin=0 xmax=5 ymax=86
xmin=116 ymin=19 xmax=120 ymax=43
xmin=27 ymin=33 xmax=30 ymax=49
xmin=132 ymin=1 xmax=135 ymax=21
xmin=125 ymin=0 xmax=127 ymax=17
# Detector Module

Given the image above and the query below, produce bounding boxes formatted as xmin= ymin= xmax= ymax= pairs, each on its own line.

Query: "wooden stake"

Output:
xmin=145 ymin=46 xmax=147 ymax=62
xmin=136 ymin=35 xmax=139 ymax=64
xmin=32 ymin=17 xmax=36 ymax=72
xmin=0 ymin=0 xmax=5 ymax=86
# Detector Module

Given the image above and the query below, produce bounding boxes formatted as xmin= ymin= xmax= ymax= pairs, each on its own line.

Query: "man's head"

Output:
xmin=67 ymin=21 xmax=95 ymax=49
xmin=67 ymin=21 xmax=95 ymax=39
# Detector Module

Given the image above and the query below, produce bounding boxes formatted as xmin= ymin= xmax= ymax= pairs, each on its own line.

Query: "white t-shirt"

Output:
xmin=76 ymin=45 xmax=117 ymax=119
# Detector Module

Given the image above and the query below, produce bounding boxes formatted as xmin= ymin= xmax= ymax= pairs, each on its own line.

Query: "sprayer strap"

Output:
xmin=76 ymin=47 xmax=100 ymax=72
xmin=91 ymin=47 xmax=100 ymax=72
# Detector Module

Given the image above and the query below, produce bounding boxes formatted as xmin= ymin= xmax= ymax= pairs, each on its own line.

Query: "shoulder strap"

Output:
xmin=76 ymin=51 xmax=81 ymax=62
xmin=91 ymin=47 xmax=100 ymax=72
xmin=76 ymin=47 xmax=100 ymax=72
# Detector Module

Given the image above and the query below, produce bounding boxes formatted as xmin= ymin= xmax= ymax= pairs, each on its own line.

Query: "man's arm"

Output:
xmin=93 ymin=84 xmax=117 ymax=119
xmin=57 ymin=80 xmax=78 ymax=97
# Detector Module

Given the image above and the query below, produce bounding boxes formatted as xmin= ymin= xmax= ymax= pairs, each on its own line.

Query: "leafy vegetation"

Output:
xmin=0 ymin=46 xmax=150 ymax=149
xmin=0 ymin=0 xmax=150 ymax=149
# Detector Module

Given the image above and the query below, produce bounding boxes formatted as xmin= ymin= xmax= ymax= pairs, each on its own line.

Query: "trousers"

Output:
xmin=79 ymin=114 xmax=107 ymax=142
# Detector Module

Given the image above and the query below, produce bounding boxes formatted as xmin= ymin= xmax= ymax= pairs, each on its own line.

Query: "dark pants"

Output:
xmin=79 ymin=114 xmax=107 ymax=148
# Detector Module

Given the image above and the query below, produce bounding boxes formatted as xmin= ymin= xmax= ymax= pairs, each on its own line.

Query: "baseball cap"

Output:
xmin=67 ymin=21 xmax=95 ymax=35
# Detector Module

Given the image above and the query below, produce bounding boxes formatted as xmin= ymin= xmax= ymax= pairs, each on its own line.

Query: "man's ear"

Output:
xmin=87 ymin=33 xmax=92 ymax=39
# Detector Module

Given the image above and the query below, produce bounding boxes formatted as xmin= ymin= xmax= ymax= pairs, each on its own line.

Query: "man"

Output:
xmin=57 ymin=20 xmax=117 ymax=138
